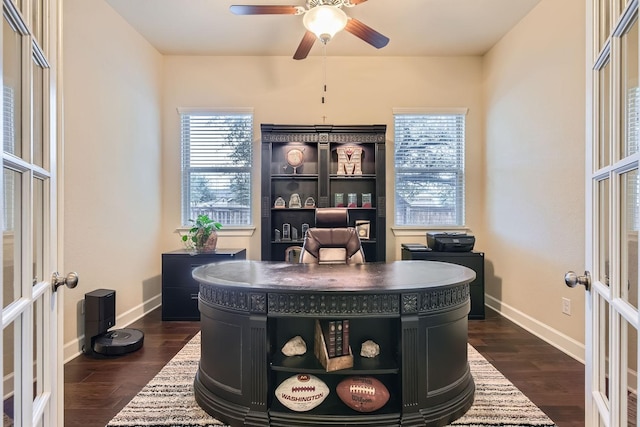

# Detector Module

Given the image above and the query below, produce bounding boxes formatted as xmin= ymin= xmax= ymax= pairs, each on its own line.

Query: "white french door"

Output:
xmin=584 ymin=0 xmax=640 ymax=425
xmin=1 ymin=0 xmax=63 ymax=426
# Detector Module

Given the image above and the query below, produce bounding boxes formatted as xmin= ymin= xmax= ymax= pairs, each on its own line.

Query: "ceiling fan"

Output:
xmin=229 ymin=0 xmax=389 ymax=60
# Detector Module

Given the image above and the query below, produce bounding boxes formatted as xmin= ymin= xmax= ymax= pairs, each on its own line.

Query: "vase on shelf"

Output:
xmin=201 ymin=230 xmax=218 ymax=252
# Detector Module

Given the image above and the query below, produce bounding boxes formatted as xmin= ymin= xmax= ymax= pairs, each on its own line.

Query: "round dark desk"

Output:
xmin=193 ymin=260 xmax=476 ymax=427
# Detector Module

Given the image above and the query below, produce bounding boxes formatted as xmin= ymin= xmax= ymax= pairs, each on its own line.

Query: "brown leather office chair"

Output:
xmin=299 ymin=208 xmax=365 ymax=265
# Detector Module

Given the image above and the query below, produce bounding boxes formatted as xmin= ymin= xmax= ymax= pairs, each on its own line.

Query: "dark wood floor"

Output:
xmin=64 ymin=307 xmax=585 ymax=427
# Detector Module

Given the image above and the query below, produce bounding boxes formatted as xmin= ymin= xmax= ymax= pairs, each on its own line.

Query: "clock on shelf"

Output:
xmin=285 ymin=147 xmax=305 ymax=174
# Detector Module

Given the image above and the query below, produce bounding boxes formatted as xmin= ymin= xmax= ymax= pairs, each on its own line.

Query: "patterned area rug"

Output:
xmin=107 ymin=333 xmax=556 ymax=427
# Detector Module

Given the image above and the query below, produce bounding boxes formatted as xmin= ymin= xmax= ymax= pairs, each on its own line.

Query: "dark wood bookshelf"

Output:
xmin=260 ymin=124 xmax=386 ymax=262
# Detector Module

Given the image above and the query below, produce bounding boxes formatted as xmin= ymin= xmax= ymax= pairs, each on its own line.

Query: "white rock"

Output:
xmin=360 ymin=340 xmax=380 ymax=358
xmin=281 ymin=335 xmax=307 ymax=356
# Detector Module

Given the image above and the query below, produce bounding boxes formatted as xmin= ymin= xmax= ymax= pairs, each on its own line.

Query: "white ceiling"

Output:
xmin=105 ymin=0 xmax=541 ymax=58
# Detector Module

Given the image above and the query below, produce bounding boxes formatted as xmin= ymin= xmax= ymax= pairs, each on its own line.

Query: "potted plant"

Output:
xmin=182 ymin=214 xmax=222 ymax=253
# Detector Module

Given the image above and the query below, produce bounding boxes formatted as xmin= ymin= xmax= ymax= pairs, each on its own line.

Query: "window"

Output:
xmin=394 ymin=109 xmax=466 ymax=226
xmin=180 ymin=109 xmax=253 ymax=226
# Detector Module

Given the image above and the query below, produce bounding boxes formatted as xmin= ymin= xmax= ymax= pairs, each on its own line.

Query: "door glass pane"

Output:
xmin=621 ymin=17 xmax=639 ymax=158
xmin=33 ymin=297 xmax=42 ymax=398
xmin=598 ymin=295 xmax=611 ymax=405
xmin=3 ymin=17 xmax=23 ymax=158
xmin=621 ymin=169 xmax=639 ymax=308
xmin=625 ymin=319 xmax=638 ymax=426
xmin=4 ymin=322 xmax=16 ymax=426
xmin=32 ymin=61 xmax=44 ymax=167
xmin=3 ymin=168 xmax=22 ymax=308
xmin=32 ymin=178 xmax=43 ymax=285
xmin=598 ymin=60 xmax=611 ymax=169
xmin=598 ymin=178 xmax=611 ymax=286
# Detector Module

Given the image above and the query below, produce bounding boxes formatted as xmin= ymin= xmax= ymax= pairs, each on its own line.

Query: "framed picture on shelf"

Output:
xmin=355 ymin=220 xmax=370 ymax=240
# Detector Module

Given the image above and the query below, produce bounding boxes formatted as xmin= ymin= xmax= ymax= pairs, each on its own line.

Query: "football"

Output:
xmin=336 ymin=376 xmax=390 ymax=413
xmin=275 ymin=374 xmax=330 ymax=412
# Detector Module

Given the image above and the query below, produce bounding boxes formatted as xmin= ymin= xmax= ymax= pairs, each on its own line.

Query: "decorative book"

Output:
xmin=314 ymin=319 xmax=353 ymax=372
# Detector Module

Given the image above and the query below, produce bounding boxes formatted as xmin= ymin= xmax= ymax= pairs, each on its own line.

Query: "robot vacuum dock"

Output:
xmin=84 ymin=289 xmax=144 ymax=356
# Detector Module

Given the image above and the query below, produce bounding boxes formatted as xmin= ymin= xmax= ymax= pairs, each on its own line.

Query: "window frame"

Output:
xmin=179 ymin=107 xmax=254 ymax=228
xmin=393 ymin=107 xmax=468 ymax=228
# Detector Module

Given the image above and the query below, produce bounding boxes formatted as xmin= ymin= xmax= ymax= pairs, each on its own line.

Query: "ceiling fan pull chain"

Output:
xmin=322 ymin=44 xmax=327 ymax=104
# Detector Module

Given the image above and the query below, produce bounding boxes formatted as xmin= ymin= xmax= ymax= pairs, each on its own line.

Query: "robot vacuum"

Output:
xmin=92 ymin=328 xmax=144 ymax=356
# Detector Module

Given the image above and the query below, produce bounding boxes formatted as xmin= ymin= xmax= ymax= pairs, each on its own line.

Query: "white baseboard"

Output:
xmin=485 ymin=294 xmax=585 ymax=364
xmin=63 ymin=293 xmax=162 ymax=363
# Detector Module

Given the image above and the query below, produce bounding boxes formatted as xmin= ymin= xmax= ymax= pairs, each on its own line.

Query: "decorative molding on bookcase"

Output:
xmin=262 ymin=133 xmax=319 ymax=143
xmin=329 ymin=133 xmax=384 ymax=143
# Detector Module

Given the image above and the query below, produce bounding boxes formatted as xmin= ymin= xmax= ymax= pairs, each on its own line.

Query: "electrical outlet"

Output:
xmin=562 ymin=297 xmax=571 ymax=316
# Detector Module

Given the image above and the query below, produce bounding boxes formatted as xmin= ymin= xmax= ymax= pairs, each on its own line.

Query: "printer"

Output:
xmin=426 ymin=232 xmax=475 ymax=252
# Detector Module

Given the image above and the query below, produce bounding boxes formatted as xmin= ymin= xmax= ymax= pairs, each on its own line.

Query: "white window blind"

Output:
xmin=180 ymin=111 xmax=253 ymax=226
xmin=3 ymin=86 xmax=15 ymax=232
xmin=626 ymin=87 xmax=639 ymax=231
xmin=394 ymin=112 xmax=465 ymax=226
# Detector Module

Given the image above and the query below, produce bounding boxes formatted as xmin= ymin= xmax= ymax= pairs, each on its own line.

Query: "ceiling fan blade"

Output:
xmin=345 ymin=18 xmax=389 ymax=49
xmin=346 ymin=0 xmax=369 ymax=5
xmin=293 ymin=31 xmax=316 ymax=60
xmin=229 ymin=5 xmax=300 ymax=15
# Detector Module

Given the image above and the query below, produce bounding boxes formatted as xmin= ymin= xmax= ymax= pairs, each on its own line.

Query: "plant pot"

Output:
xmin=193 ymin=230 xmax=218 ymax=253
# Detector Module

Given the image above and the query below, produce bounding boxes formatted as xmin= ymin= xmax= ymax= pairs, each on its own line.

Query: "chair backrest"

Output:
xmin=299 ymin=208 xmax=365 ymax=265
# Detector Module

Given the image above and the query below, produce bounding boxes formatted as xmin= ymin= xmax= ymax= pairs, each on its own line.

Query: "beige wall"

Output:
xmin=482 ymin=0 xmax=586 ymax=358
xmin=160 ymin=56 xmax=485 ymax=260
xmin=61 ymin=0 xmax=587 ymax=362
xmin=63 ymin=0 xmax=163 ymax=358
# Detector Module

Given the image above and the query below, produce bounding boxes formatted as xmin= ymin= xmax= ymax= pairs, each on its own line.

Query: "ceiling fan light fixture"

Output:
xmin=303 ymin=5 xmax=348 ymax=44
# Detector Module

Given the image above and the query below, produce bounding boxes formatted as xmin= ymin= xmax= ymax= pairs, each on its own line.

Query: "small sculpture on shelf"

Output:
xmin=282 ymin=223 xmax=291 ymax=240
xmin=304 ymin=197 xmax=316 ymax=208
xmin=274 ymin=196 xmax=286 ymax=208
xmin=281 ymin=335 xmax=307 ymax=356
xmin=361 ymin=193 xmax=372 ymax=208
xmin=360 ymin=339 xmax=380 ymax=358
xmin=336 ymin=145 xmax=363 ymax=175
xmin=347 ymin=193 xmax=357 ymax=208
xmin=289 ymin=193 xmax=302 ymax=208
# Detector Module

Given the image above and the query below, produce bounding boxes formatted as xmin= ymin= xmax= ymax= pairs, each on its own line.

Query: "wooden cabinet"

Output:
xmin=260 ymin=124 xmax=386 ymax=262
xmin=401 ymin=246 xmax=485 ymax=319
xmin=161 ymin=249 xmax=246 ymax=320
